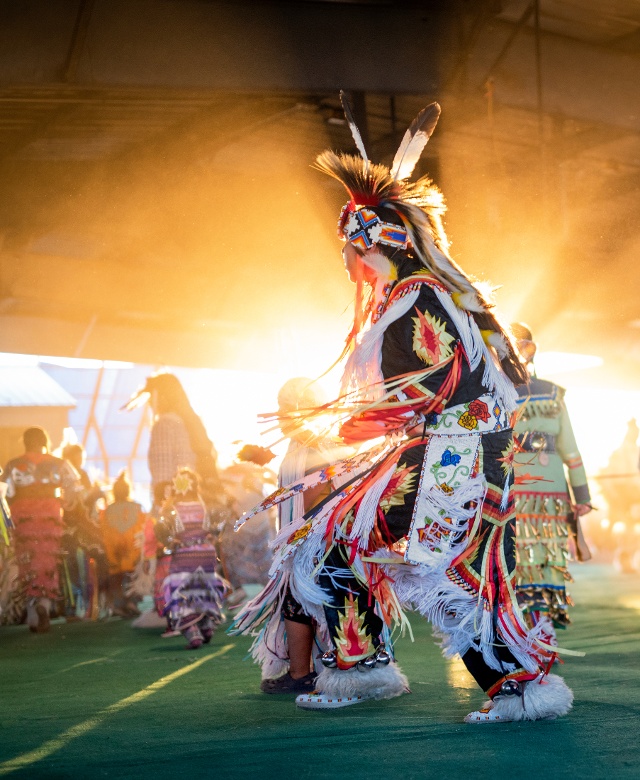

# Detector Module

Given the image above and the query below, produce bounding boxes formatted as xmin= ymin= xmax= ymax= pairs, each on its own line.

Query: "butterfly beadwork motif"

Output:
xmin=439 ymin=449 xmax=461 ymax=467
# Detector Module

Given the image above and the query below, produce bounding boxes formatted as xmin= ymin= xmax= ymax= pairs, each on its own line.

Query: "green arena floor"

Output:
xmin=1 ymin=563 xmax=639 ymax=780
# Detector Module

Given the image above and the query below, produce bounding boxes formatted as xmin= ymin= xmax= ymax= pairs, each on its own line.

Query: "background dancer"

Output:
xmin=258 ymin=377 xmax=338 ymax=695
xmin=124 ymin=372 xmax=227 ymax=628
xmin=2 ymin=427 xmax=80 ymax=633
xmin=156 ymin=468 xmax=228 ymax=649
xmin=511 ymin=322 xmax=592 ymax=632
xmin=60 ymin=443 xmax=106 ymax=621
xmin=100 ymin=471 xmax=149 ymax=617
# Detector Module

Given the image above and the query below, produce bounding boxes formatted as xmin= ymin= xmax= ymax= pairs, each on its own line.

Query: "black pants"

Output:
xmin=319 ymin=545 xmax=383 ymax=660
xmin=282 ymin=589 xmax=313 ymax=626
xmin=461 ymin=646 xmax=523 ymax=693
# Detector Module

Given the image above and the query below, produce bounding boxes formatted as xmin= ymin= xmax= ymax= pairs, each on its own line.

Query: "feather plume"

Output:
xmin=390 ymin=103 xmax=441 ymax=181
xmin=314 ymin=151 xmax=399 ymax=206
xmin=340 ymin=91 xmax=369 ymax=171
xmin=316 ymin=93 xmax=529 ymax=389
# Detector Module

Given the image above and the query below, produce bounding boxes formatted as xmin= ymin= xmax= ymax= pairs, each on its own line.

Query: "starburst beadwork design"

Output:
xmin=379 ymin=465 xmax=418 ymax=512
xmin=172 ymin=471 xmax=193 ymax=496
xmin=412 ymin=308 xmax=455 ymax=366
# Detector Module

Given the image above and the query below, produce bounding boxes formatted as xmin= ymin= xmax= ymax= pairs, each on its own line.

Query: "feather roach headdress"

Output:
xmin=316 ymin=92 xmax=528 ymax=386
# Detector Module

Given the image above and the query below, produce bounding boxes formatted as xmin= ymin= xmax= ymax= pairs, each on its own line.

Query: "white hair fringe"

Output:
xmin=340 ymin=288 xmax=421 ymax=399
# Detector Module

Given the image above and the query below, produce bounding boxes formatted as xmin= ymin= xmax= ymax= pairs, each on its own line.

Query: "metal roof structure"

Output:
xmin=0 ymin=0 xmax=638 ymax=385
xmin=0 ymin=365 xmax=76 ymax=408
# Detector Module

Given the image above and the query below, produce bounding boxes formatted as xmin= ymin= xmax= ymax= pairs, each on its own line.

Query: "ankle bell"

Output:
xmin=375 ymin=646 xmax=392 ymax=666
xmin=497 ymin=679 xmax=523 ymax=698
xmin=356 ymin=655 xmax=378 ymax=671
xmin=321 ymin=650 xmax=338 ymax=668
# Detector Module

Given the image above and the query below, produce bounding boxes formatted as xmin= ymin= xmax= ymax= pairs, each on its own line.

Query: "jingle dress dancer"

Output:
xmin=231 ymin=95 xmax=574 ymax=722
xmin=511 ymin=323 xmax=592 ymax=629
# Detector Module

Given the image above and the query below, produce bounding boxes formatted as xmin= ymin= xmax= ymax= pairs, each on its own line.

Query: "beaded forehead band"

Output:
xmin=338 ymin=204 xmax=409 ymax=252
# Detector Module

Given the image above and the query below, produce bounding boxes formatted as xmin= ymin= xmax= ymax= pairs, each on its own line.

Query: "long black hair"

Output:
xmin=144 ymin=373 xmax=219 ymax=482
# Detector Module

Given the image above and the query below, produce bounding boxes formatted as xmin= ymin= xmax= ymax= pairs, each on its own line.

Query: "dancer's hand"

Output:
xmin=574 ymin=503 xmax=592 ymax=516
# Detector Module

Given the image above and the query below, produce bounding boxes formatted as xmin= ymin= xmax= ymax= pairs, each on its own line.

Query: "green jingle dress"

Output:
xmin=513 ymin=378 xmax=590 ymax=626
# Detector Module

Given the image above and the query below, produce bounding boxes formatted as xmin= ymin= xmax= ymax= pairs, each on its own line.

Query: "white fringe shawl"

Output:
xmin=231 ymin=446 xmax=403 ymax=677
xmin=239 ymin=558 xmax=333 ymax=680
xmin=230 ymin=494 xmax=341 ymax=677
xmin=385 ymin=558 xmax=545 ymax=674
xmin=432 ymin=287 xmax=518 ymax=414
xmin=348 ymin=463 xmax=397 ymax=546
xmin=277 ymin=440 xmax=308 ymax=529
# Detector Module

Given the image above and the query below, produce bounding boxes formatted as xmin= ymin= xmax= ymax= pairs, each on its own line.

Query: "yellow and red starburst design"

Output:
xmin=498 ymin=436 xmax=517 ymax=478
xmin=172 ymin=471 xmax=193 ymax=496
xmin=335 ymin=594 xmax=375 ymax=668
xmin=412 ymin=308 xmax=455 ymax=366
xmin=379 ymin=464 xmax=418 ymax=513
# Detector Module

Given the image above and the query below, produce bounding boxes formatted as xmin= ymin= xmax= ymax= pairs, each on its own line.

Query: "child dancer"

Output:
xmin=100 ymin=471 xmax=149 ymax=617
xmin=158 ymin=468 xmax=229 ymax=649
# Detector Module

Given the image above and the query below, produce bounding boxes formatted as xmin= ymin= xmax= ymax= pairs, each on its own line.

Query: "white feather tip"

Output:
xmin=340 ymin=90 xmax=369 ymax=169
xmin=487 ymin=331 xmax=509 ymax=359
xmin=452 ymin=291 xmax=484 ymax=313
xmin=391 ymin=102 xmax=441 ymax=181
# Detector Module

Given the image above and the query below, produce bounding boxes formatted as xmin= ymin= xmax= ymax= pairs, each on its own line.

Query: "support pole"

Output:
xmin=61 ymin=0 xmax=96 ymax=83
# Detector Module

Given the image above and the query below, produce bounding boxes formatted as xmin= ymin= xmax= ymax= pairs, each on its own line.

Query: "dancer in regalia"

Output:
xmin=123 ymin=372 xmax=227 ymax=628
xmin=232 ymin=95 xmax=574 ymax=722
xmin=2 ymin=427 xmax=80 ymax=632
xmin=511 ymin=323 xmax=592 ymax=630
xmin=157 ymin=468 xmax=229 ymax=649
xmin=257 ymin=378 xmax=343 ymax=694
xmin=100 ymin=471 xmax=149 ymax=617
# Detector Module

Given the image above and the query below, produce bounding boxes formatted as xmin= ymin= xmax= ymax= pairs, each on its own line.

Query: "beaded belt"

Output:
xmin=412 ymin=393 xmax=512 ymax=436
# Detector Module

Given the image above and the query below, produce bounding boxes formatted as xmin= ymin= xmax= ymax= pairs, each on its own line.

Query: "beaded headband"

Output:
xmin=338 ymin=204 xmax=409 ymax=252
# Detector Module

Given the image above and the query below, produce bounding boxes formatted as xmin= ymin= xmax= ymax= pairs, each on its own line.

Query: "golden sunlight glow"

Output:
xmin=180 ymin=321 xmax=348 ymax=468
xmin=535 ymin=352 xmax=603 ymax=375
xmin=561 ymin=387 xmax=639 ymax=475
xmin=445 ymin=656 xmax=476 ymax=691
xmin=617 ymin=596 xmax=640 ymax=613
xmin=181 ymin=369 xmax=330 ymax=468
